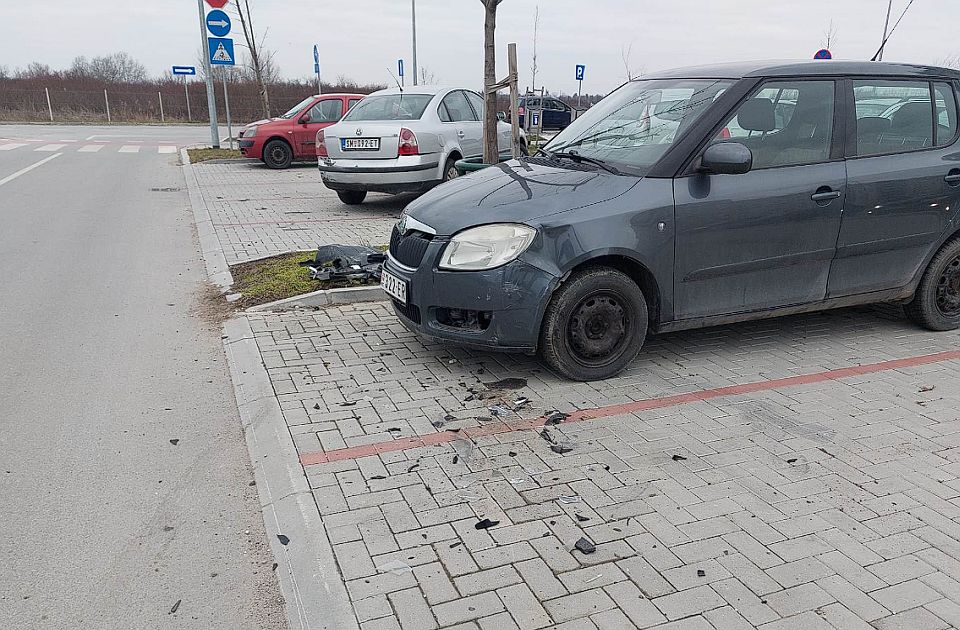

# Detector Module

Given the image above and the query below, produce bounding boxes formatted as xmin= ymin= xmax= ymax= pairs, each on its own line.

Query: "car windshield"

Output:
xmin=342 ymin=94 xmax=434 ymax=121
xmin=544 ymin=78 xmax=733 ymax=173
xmin=279 ymin=96 xmax=316 ymax=119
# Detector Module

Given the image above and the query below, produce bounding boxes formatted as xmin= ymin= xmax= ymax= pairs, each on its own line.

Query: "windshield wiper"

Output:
xmin=550 ymin=150 xmax=621 ymax=175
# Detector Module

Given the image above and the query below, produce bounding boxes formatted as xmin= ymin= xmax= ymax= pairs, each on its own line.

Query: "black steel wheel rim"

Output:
xmin=269 ymin=145 xmax=287 ymax=164
xmin=565 ymin=290 xmax=631 ymax=368
xmin=936 ymin=254 xmax=960 ymax=317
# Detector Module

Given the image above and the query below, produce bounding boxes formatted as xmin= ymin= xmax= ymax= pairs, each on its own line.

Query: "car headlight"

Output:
xmin=439 ymin=224 xmax=536 ymax=271
xmin=243 ymin=125 xmax=258 ymax=137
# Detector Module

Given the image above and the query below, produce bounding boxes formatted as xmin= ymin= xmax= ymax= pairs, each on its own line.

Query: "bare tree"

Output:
xmin=232 ymin=0 xmax=272 ymax=117
xmin=0 ymin=65 xmax=8 ymax=79
xmin=419 ymin=66 xmax=439 ymax=85
xmin=17 ymin=62 xmax=54 ymax=79
xmin=530 ymin=5 xmax=539 ymax=94
xmin=938 ymin=55 xmax=960 ymax=70
xmin=481 ymin=0 xmax=505 ymax=164
xmin=821 ymin=19 xmax=839 ymax=50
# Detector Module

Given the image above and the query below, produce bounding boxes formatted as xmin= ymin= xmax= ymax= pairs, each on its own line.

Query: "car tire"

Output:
xmin=442 ymin=156 xmax=459 ymax=182
xmin=263 ymin=139 xmax=293 ymax=169
xmin=539 ymin=267 xmax=648 ymax=381
xmin=519 ymin=140 xmax=529 ymax=156
xmin=905 ymin=236 xmax=960 ymax=331
xmin=336 ymin=190 xmax=367 ymax=205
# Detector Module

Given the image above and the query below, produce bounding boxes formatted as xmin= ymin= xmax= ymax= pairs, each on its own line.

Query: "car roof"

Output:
xmin=643 ymin=60 xmax=960 ymax=81
xmin=368 ymin=85 xmax=476 ymax=97
xmin=313 ymin=93 xmax=367 ymax=98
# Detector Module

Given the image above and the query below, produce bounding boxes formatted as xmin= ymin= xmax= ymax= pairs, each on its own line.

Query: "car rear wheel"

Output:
xmin=539 ymin=267 xmax=648 ymax=381
xmin=263 ymin=139 xmax=293 ymax=169
xmin=337 ymin=190 xmax=367 ymax=205
xmin=905 ymin=237 xmax=960 ymax=331
xmin=442 ymin=156 xmax=459 ymax=182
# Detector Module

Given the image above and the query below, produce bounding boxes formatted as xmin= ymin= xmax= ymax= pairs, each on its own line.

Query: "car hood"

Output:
xmin=243 ymin=117 xmax=284 ymax=129
xmin=403 ymin=159 xmax=642 ymax=236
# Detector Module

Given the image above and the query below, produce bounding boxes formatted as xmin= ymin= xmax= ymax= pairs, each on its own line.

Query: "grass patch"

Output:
xmin=187 ymin=147 xmax=243 ymax=163
xmin=230 ymin=251 xmax=381 ymax=309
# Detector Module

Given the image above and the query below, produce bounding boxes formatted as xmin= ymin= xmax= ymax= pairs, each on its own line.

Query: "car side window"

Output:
xmin=348 ymin=98 xmax=362 ymax=112
xmin=439 ymin=91 xmax=476 ymax=122
xmin=934 ymin=82 xmax=958 ymax=146
xmin=465 ymin=91 xmax=486 ymax=120
xmin=711 ymin=80 xmax=835 ymax=169
xmin=853 ymin=80 xmax=932 ymax=156
xmin=307 ymin=99 xmax=343 ymax=123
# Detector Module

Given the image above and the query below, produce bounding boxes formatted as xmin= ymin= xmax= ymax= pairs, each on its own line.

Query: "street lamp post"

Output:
xmin=412 ymin=0 xmax=418 ymax=85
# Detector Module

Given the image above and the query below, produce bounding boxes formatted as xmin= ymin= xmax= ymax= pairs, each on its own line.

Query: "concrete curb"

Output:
xmin=246 ymin=285 xmax=386 ymax=312
xmin=223 ymin=317 xmax=358 ymax=630
xmin=183 ymin=150 xmax=359 ymax=630
xmin=181 ymin=147 xmax=233 ymax=291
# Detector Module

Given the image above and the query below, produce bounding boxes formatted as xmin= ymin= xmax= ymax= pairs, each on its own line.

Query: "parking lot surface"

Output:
xmin=242 ymin=299 xmax=960 ymax=630
xmin=189 ymin=161 xmax=406 ymax=264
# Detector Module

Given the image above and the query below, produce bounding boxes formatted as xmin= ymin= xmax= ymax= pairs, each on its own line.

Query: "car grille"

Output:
xmin=389 ymin=225 xmax=432 ymax=268
xmin=393 ymin=299 xmax=421 ymax=324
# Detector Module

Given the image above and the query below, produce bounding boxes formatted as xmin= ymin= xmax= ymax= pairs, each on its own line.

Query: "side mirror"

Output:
xmin=699 ymin=142 xmax=752 ymax=175
xmin=298 ymin=114 xmax=311 ymax=125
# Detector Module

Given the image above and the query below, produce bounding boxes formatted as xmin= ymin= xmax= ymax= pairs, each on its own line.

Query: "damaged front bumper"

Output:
xmin=383 ymin=244 xmax=559 ymax=354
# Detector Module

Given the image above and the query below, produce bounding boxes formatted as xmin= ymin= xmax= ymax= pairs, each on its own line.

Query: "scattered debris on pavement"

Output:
xmin=300 ymin=244 xmax=384 ymax=282
xmin=545 ymin=410 xmax=569 ymax=425
xmin=574 ymin=537 xmax=596 ymax=554
xmin=474 ymin=518 xmax=500 ymax=530
xmin=276 ymin=534 xmax=290 ymax=546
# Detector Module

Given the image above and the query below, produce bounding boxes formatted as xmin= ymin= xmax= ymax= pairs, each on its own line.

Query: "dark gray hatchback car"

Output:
xmin=381 ymin=61 xmax=960 ymax=380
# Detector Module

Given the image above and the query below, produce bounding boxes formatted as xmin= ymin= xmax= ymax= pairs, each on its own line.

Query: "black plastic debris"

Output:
xmin=475 ymin=518 xmax=499 ymax=530
xmin=508 ymin=451 xmax=518 ymax=457
xmin=545 ymin=410 xmax=569 ymax=425
xmin=369 ymin=475 xmax=386 ymax=480
xmin=551 ymin=443 xmax=574 ymax=455
xmin=271 ymin=562 xmax=278 ymax=571
xmin=671 ymin=454 xmax=687 ymax=461
xmin=452 ymin=455 xmax=460 ymax=464
xmin=313 ymin=403 xmax=321 ymax=410
xmin=406 ymin=462 xmax=420 ymax=473
xmin=514 ymin=397 xmax=531 ymax=410
xmin=277 ymin=534 xmax=290 ymax=546
xmin=697 ymin=569 xmax=706 ymax=577
xmin=575 ymin=514 xmax=591 ymax=522
xmin=540 ymin=429 xmax=556 ymax=443
xmin=387 ymin=427 xmax=402 ymax=433
xmin=169 ymin=599 xmax=182 ymax=615
xmin=169 ymin=439 xmax=179 ymax=446
xmin=299 ymin=244 xmax=385 ymax=282
xmin=574 ymin=537 xmax=596 ymax=554
xmin=489 ymin=405 xmax=512 ymax=417
xmin=485 ymin=378 xmax=527 ymax=390
xmin=786 ymin=458 xmax=798 ymax=464
xmin=449 ymin=541 xmax=463 ymax=549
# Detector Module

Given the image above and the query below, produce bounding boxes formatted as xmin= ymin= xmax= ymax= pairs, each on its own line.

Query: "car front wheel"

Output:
xmin=337 ymin=190 xmax=367 ymax=205
xmin=906 ymin=237 xmax=960 ymax=331
xmin=539 ymin=267 xmax=648 ymax=381
xmin=263 ymin=139 xmax=293 ymax=169
xmin=442 ymin=156 xmax=459 ymax=182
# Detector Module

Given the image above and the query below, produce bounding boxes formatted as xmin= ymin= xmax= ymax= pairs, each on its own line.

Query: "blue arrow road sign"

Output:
xmin=576 ymin=64 xmax=586 ymax=81
xmin=398 ymin=59 xmax=404 ymax=77
xmin=314 ymin=45 xmax=319 ymax=64
xmin=208 ymin=37 xmax=235 ymax=66
xmin=206 ymin=9 xmax=231 ymax=38
xmin=172 ymin=66 xmax=197 ymax=76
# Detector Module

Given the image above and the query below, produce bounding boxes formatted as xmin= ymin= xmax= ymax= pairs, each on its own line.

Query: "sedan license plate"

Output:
xmin=380 ymin=270 xmax=408 ymax=304
xmin=342 ymin=138 xmax=380 ymax=151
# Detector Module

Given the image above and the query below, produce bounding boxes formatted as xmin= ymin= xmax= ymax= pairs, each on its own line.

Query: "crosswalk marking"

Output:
xmin=0 ymin=142 xmax=179 ymax=155
xmin=158 ymin=145 xmax=178 ymax=154
xmin=0 ymin=143 xmax=27 ymax=151
xmin=118 ymin=145 xmax=140 ymax=153
xmin=78 ymin=144 xmax=105 ymax=153
xmin=36 ymin=144 xmax=67 ymax=152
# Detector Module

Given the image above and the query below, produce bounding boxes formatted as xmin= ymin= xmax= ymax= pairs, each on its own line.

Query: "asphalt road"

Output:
xmin=0 ymin=125 xmax=286 ymax=629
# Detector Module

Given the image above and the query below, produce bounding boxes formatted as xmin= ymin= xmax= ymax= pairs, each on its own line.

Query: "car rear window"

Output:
xmin=853 ymin=80 xmax=933 ymax=156
xmin=343 ymin=94 xmax=434 ymax=121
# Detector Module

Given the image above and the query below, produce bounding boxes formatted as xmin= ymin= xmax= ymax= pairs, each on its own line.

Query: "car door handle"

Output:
xmin=811 ymin=189 xmax=841 ymax=202
xmin=945 ymin=170 xmax=960 ymax=185
xmin=457 ymin=130 xmax=466 ymax=139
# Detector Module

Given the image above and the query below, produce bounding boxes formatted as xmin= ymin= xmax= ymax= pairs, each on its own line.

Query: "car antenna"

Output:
xmin=387 ymin=68 xmax=403 ymax=92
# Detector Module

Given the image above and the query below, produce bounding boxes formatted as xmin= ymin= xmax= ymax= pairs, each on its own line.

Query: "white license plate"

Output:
xmin=342 ymin=138 xmax=380 ymax=151
xmin=380 ymin=269 xmax=408 ymax=304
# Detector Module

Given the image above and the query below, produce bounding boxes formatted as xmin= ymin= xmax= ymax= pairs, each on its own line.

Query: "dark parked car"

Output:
xmin=517 ymin=96 xmax=573 ymax=129
xmin=382 ymin=61 xmax=960 ymax=380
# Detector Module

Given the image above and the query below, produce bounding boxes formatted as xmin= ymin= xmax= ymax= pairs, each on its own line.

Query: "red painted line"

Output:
xmin=212 ymin=216 xmax=395 ymax=227
xmin=299 ymin=348 xmax=960 ymax=466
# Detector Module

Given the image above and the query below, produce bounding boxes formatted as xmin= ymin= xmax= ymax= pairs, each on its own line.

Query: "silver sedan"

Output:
xmin=316 ymin=85 xmax=524 ymax=205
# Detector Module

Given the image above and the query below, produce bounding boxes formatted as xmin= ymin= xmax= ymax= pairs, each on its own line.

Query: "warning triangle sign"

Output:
xmin=212 ymin=43 xmax=232 ymax=63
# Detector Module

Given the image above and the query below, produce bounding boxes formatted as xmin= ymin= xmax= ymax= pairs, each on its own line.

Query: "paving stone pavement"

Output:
xmin=191 ymin=161 xmax=408 ymax=264
xmin=243 ymin=300 xmax=960 ymax=629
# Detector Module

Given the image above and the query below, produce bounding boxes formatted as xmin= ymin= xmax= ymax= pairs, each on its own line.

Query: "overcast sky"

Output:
xmin=3 ymin=0 xmax=958 ymax=96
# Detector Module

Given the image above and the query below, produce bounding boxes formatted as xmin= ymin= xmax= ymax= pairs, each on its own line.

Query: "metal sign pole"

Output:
xmin=222 ymin=77 xmax=233 ymax=150
xmin=159 ymin=91 xmax=165 ymax=122
xmin=577 ymin=79 xmax=582 ymax=108
xmin=197 ymin=0 xmax=219 ymax=147
xmin=184 ymin=79 xmax=192 ymax=122
xmin=45 ymin=87 xmax=53 ymax=122
xmin=411 ymin=0 xmax=418 ymax=86
xmin=104 ymin=89 xmax=111 ymax=123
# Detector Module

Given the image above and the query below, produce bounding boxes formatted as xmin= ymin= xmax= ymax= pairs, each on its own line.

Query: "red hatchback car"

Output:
xmin=238 ymin=93 xmax=365 ymax=169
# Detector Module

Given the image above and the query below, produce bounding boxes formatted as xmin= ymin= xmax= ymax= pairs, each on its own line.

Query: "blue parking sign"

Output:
xmin=575 ymin=64 xmax=586 ymax=81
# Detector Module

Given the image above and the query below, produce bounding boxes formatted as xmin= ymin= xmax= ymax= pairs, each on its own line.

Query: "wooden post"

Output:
xmin=481 ymin=0 xmax=500 ymax=164
xmin=508 ymin=43 xmax=520 ymax=158
xmin=45 ymin=87 xmax=53 ymax=122
xmin=104 ymin=89 xmax=111 ymax=123
xmin=158 ymin=91 xmax=165 ymax=123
